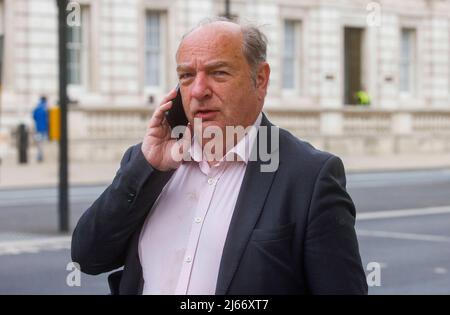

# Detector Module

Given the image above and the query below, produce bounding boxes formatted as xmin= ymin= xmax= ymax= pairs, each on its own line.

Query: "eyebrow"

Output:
xmin=204 ymin=61 xmax=232 ymax=70
xmin=176 ymin=64 xmax=191 ymax=73
xmin=176 ymin=61 xmax=233 ymax=73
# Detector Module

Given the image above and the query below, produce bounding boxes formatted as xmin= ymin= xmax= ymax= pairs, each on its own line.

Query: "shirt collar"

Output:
xmin=189 ymin=112 xmax=262 ymax=165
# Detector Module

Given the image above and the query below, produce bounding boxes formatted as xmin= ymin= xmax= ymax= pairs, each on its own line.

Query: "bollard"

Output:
xmin=17 ymin=123 xmax=28 ymax=164
xmin=49 ymin=105 xmax=60 ymax=141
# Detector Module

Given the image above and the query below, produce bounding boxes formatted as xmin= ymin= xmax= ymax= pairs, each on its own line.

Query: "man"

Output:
xmin=71 ymin=18 xmax=367 ymax=295
xmin=32 ymin=96 xmax=49 ymax=162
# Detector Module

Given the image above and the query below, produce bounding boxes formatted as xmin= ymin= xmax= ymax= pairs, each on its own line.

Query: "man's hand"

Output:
xmin=141 ymin=88 xmax=191 ymax=171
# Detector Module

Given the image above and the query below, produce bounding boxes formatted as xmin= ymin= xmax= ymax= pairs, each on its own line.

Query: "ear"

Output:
xmin=255 ymin=62 xmax=270 ymax=99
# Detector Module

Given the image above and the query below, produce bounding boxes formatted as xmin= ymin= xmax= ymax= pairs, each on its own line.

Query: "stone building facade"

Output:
xmin=0 ymin=0 xmax=450 ymax=160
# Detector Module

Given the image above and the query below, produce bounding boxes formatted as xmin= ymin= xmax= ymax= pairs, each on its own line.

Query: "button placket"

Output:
xmin=175 ymin=163 xmax=229 ymax=294
xmin=175 ymin=172 xmax=218 ymax=294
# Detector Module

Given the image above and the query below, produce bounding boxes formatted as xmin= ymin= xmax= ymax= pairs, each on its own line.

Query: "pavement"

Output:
xmin=1 ymin=144 xmax=450 ymax=189
xmin=0 ymin=155 xmax=118 ymax=189
xmin=341 ymin=153 xmax=450 ymax=173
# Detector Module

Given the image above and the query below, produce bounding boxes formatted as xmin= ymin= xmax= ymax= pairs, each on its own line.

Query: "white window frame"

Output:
xmin=144 ymin=10 xmax=167 ymax=94
xmin=281 ymin=19 xmax=302 ymax=95
xmin=0 ymin=0 xmax=4 ymax=87
xmin=67 ymin=5 xmax=91 ymax=94
xmin=399 ymin=27 xmax=417 ymax=96
xmin=448 ymin=25 xmax=450 ymax=98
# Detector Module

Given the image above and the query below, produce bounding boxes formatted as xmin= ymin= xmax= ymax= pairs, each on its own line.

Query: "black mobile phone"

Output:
xmin=165 ymin=85 xmax=188 ymax=129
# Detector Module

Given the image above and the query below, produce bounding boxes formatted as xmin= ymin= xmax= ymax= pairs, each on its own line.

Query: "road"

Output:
xmin=0 ymin=169 xmax=449 ymax=294
xmin=349 ymin=169 xmax=450 ymax=294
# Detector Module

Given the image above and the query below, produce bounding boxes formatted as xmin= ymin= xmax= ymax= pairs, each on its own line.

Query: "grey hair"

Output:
xmin=177 ymin=17 xmax=268 ymax=85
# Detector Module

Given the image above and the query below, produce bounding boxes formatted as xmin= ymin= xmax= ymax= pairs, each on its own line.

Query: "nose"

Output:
xmin=190 ymin=72 xmax=211 ymax=101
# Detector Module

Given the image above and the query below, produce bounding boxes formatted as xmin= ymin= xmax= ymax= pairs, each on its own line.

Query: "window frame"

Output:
xmin=67 ymin=5 xmax=92 ymax=92
xmin=143 ymin=10 xmax=167 ymax=94
xmin=399 ymin=27 xmax=417 ymax=96
xmin=281 ymin=19 xmax=302 ymax=95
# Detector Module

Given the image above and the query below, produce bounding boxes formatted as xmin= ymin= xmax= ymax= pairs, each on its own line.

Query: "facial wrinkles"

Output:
xmin=176 ymin=25 xmax=256 ymax=125
xmin=179 ymin=61 xmax=238 ymax=112
xmin=180 ymin=28 xmax=242 ymax=61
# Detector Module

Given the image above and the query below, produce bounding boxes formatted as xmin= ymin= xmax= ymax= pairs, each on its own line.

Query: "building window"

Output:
xmin=67 ymin=5 xmax=91 ymax=87
xmin=145 ymin=11 xmax=164 ymax=87
xmin=344 ymin=27 xmax=365 ymax=105
xmin=399 ymin=28 xmax=416 ymax=94
xmin=282 ymin=20 xmax=301 ymax=91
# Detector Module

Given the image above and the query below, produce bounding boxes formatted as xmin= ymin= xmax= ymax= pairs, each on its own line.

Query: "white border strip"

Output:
xmin=0 ymin=236 xmax=71 ymax=256
xmin=357 ymin=206 xmax=450 ymax=221
xmin=357 ymin=229 xmax=450 ymax=243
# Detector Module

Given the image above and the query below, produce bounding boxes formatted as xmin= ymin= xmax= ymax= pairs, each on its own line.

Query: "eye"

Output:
xmin=179 ymin=73 xmax=193 ymax=80
xmin=212 ymin=70 xmax=228 ymax=76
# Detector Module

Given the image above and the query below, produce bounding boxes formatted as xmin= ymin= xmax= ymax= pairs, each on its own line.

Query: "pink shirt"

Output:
xmin=139 ymin=113 xmax=262 ymax=295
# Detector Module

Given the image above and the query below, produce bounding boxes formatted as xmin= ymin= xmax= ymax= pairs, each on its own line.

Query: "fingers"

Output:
xmin=147 ymin=102 xmax=171 ymax=130
xmin=161 ymin=88 xmax=177 ymax=104
xmin=147 ymin=88 xmax=178 ymax=129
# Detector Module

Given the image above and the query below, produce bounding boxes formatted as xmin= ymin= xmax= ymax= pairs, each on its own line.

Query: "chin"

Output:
xmin=200 ymin=120 xmax=224 ymax=131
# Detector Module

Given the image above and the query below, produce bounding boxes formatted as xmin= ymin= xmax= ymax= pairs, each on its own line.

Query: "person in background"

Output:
xmin=355 ymin=89 xmax=371 ymax=106
xmin=32 ymin=96 xmax=49 ymax=162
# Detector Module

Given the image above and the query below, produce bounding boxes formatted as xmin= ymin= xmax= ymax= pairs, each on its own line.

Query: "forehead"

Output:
xmin=176 ymin=23 xmax=245 ymax=64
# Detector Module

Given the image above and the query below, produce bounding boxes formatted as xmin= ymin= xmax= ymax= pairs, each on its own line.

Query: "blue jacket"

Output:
xmin=32 ymin=100 xmax=48 ymax=133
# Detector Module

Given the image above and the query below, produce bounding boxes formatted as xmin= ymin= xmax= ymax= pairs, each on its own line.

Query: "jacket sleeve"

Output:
xmin=304 ymin=155 xmax=368 ymax=294
xmin=71 ymin=143 xmax=174 ymax=275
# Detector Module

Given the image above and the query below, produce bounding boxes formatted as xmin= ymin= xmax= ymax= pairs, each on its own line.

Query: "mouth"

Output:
xmin=193 ymin=110 xmax=220 ymax=121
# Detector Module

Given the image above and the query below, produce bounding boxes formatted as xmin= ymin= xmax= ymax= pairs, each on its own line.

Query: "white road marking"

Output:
xmin=0 ymin=236 xmax=71 ymax=256
xmin=433 ymin=267 xmax=448 ymax=275
xmin=357 ymin=229 xmax=450 ymax=243
xmin=357 ymin=206 xmax=450 ymax=221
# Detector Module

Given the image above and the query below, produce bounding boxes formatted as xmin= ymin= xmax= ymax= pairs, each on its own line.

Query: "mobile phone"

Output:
xmin=165 ymin=85 xmax=188 ymax=129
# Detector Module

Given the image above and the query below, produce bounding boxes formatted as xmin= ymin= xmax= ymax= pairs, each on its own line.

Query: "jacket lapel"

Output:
xmin=215 ymin=113 xmax=279 ymax=294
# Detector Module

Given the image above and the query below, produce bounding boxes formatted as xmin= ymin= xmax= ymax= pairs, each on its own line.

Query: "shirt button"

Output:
xmin=207 ymin=178 xmax=215 ymax=185
xmin=185 ymin=256 xmax=192 ymax=263
xmin=194 ymin=217 xmax=202 ymax=223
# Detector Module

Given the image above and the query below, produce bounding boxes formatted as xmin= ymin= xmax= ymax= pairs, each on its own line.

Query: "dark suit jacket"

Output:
xmin=71 ymin=113 xmax=368 ymax=295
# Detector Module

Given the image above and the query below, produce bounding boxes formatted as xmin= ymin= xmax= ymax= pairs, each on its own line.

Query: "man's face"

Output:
xmin=176 ymin=22 xmax=268 ymax=135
